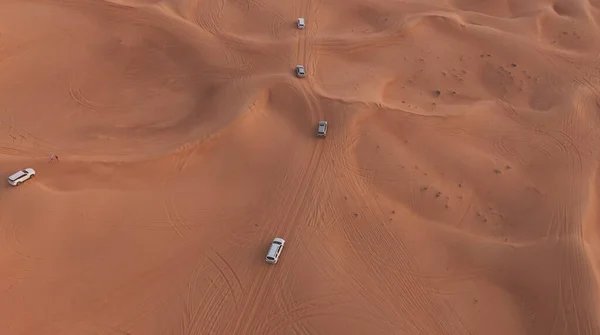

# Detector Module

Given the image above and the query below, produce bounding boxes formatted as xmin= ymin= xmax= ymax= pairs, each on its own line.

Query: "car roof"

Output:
xmin=267 ymin=243 xmax=280 ymax=256
xmin=8 ymin=170 xmax=27 ymax=180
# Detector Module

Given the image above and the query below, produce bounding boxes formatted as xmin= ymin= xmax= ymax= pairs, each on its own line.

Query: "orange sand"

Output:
xmin=1 ymin=0 xmax=600 ymax=334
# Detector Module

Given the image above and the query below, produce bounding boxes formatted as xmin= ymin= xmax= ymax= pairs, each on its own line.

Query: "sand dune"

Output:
xmin=1 ymin=0 xmax=600 ymax=334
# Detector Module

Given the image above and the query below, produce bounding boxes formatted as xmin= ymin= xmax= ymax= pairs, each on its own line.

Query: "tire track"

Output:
xmin=15 ymin=128 xmax=59 ymax=152
xmin=312 ymin=187 xmax=347 ymax=235
xmin=554 ymin=241 xmax=592 ymax=335
xmin=557 ymin=85 xmax=595 ymax=332
xmin=301 ymin=0 xmax=309 ymax=67
xmin=113 ymin=294 xmax=173 ymax=334
xmin=551 ymin=129 xmax=583 ymax=175
xmin=162 ymin=178 xmax=191 ymax=237
xmin=549 ymin=257 xmax=564 ymax=335
xmin=174 ymin=143 xmax=199 ymax=173
xmin=181 ymin=256 xmax=216 ymax=335
xmin=304 ymin=191 xmax=328 ymax=231
xmin=251 ymin=0 xmax=286 ymax=21
xmin=547 ymin=201 xmax=567 ymax=240
xmin=292 ymin=0 xmax=320 ymax=128
xmin=296 ymin=26 xmax=304 ymax=67
xmin=272 ymin=311 xmax=393 ymax=335
xmin=230 ymin=268 xmax=272 ymax=335
xmin=272 ymin=150 xmax=333 ymax=335
xmin=193 ymin=0 xmax=225 ymax=35
xmin=313 ymin=24 xmax=407 ymax=56
xmin=280 ymin=141 xmax=325 ymax=238
xmin=268 ymin=11 xmax=282 ymax=39
xmin=231 ymin=0 xmax=250 ymax=16
xmin=68 ymin=77 xmax=117 ymax=110
xmin=543 ymin=96 xmax=584 ymax=241
xmin=233 ymin=139 xmax=325 ymax=334
xmin=69 ymin=82 xmax=96 ymax=110
xmin=272 ymin=287 xmax=312 ymax=335
xmin=162 ymin=198 xmax=184 ymax=237
xmin=491 ymin=135 xmax=526 ymax=165
xmin=0 ymin=146 xmax=30 ymax=156
xmin=234 ymin=143 xmax=325 ymax=335
xmin=497 ymin=100 xmax=574 ymax=160
xmin=231 ymin=0 xmax=328 ymax=332
xmin=559 ymin=86 xmax=586 ymax=178
xmin=568 ymin=167 xmax=600 ymax=333
xmin=228 ymin=156 xmax=301 ymax=335
xmin=193 ymin=279 xmax=231 ymax=335
xmin=305 ymin=0 xmax=322 ymax=80
xmin=294 ymin=0 xmax=314 ymax=76
xmin=187 ymin=278 xmax=226 ymax=335
xmin=0 ymin=206 xmax=36 ymax=260
xmin=176 ymin=150 xmax=194 ymax=173
xmin=335 ymin=137 xmax=473 ymax=334
xmin=567 ymin=249 xmax=582 ymax=335
xmin=333 ymin=119 xmax=383 ymax=184
xmin=205 ymin=246 xmax=243 ymax=305
xmin=267 ymin=291 xmax=352 ymax=335
xmin=180 ymin=247 xmax=243 ymax=335
xmin=572 ymin=246 xmax=599 ymax=334
xmin=291 ymin=80 xmax=321 ymax=121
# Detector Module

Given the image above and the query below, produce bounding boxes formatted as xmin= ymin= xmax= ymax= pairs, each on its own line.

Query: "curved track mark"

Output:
xmin=0 ymin=209 xmax=35 ymax=260
xmin=230 ymin=269 xmax=272 ymax=335
xmin=270 ymin=290 xmax=348 ymax=330
xmin=162 ymin=178 xmax=189 ymax=237
xmin=206 ymin=246 xmax=243 ymax=305
xmin=69 ymin=80 xmax=96 ymax=110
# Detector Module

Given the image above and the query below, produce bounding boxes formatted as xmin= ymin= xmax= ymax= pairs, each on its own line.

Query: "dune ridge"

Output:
xmin=1 ymin=0 xmax=600 ymax=334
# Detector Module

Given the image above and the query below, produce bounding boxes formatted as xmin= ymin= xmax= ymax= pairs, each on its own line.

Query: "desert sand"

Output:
xmin=1 ymin=0 xmax=600 ymax=334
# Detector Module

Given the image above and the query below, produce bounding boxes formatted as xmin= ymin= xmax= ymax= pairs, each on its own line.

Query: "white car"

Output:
xmin=317 ymin=121 xmax=328 ymax=137
xmin=265 ymin=237 xmax=285 ymax=264
xmin=8 ymin=168 xmax=36 ymax=187
xmin=297 ymin=18 xmax=305 ymax=30
xmin=295 ymin=65 xmax=306 ymax=78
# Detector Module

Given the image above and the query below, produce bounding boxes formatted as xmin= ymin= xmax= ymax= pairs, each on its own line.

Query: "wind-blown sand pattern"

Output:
xmin=1 ymin=0 xmax=600 ymax=334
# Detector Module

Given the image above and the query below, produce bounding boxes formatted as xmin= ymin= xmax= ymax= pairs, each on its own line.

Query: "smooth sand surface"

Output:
xmin=2 ymin=0 xmax=600 ymax=334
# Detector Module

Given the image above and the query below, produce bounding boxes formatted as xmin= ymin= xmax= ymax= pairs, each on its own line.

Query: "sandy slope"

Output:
xmin=1 ymin=0 xmax=600 ymax=334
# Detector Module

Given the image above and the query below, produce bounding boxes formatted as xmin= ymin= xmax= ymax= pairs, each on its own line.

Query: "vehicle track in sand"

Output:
xmin=230 ymin=0 xmax=331 ymax=333
xmin=266 ymin=291 xmax=355 ymax=335
xmin=161 ymin=172 xmax=194 ymax=238
xmin=295 ymin=0 xmax=308 ymax=68
xmin=191 ymin=0 xmax=226 ymax=35
xmin=223 ymin=120 xmax=328 ymax=333
xmin=205 ymin=245 xmax=244 ymax=305
xmin=231 ymin=139 xmax=326 ymax=335
xmin=491 ymin=133 xmax=527 ymax=165
xmin=546 ymin=87 xmax=597 ymax=335
xmin=326 ymin=124 xmax=474 ymax=334
xmin=68 ymin=76 xmax=118 ymax=111
xmin=178 ymin=245 xmax=244 ymax=334
xmin=179 ymin=254 xmax=219 ymax=335
xmin=550 ymin=238 xmax=599 ymax=335
xmin=0 ymin=211 xmax=35 ymax=260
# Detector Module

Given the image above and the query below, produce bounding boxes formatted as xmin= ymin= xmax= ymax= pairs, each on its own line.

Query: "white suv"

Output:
xmin=8 ymin=168 xmax=36 ymax=187
xmin=295 ymin=65 xmax=306 ymax=78
xmin=265 ymin=237 xmax=285 ymax=264
xmin=317 ymin=121 xmax=328 ymax=137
